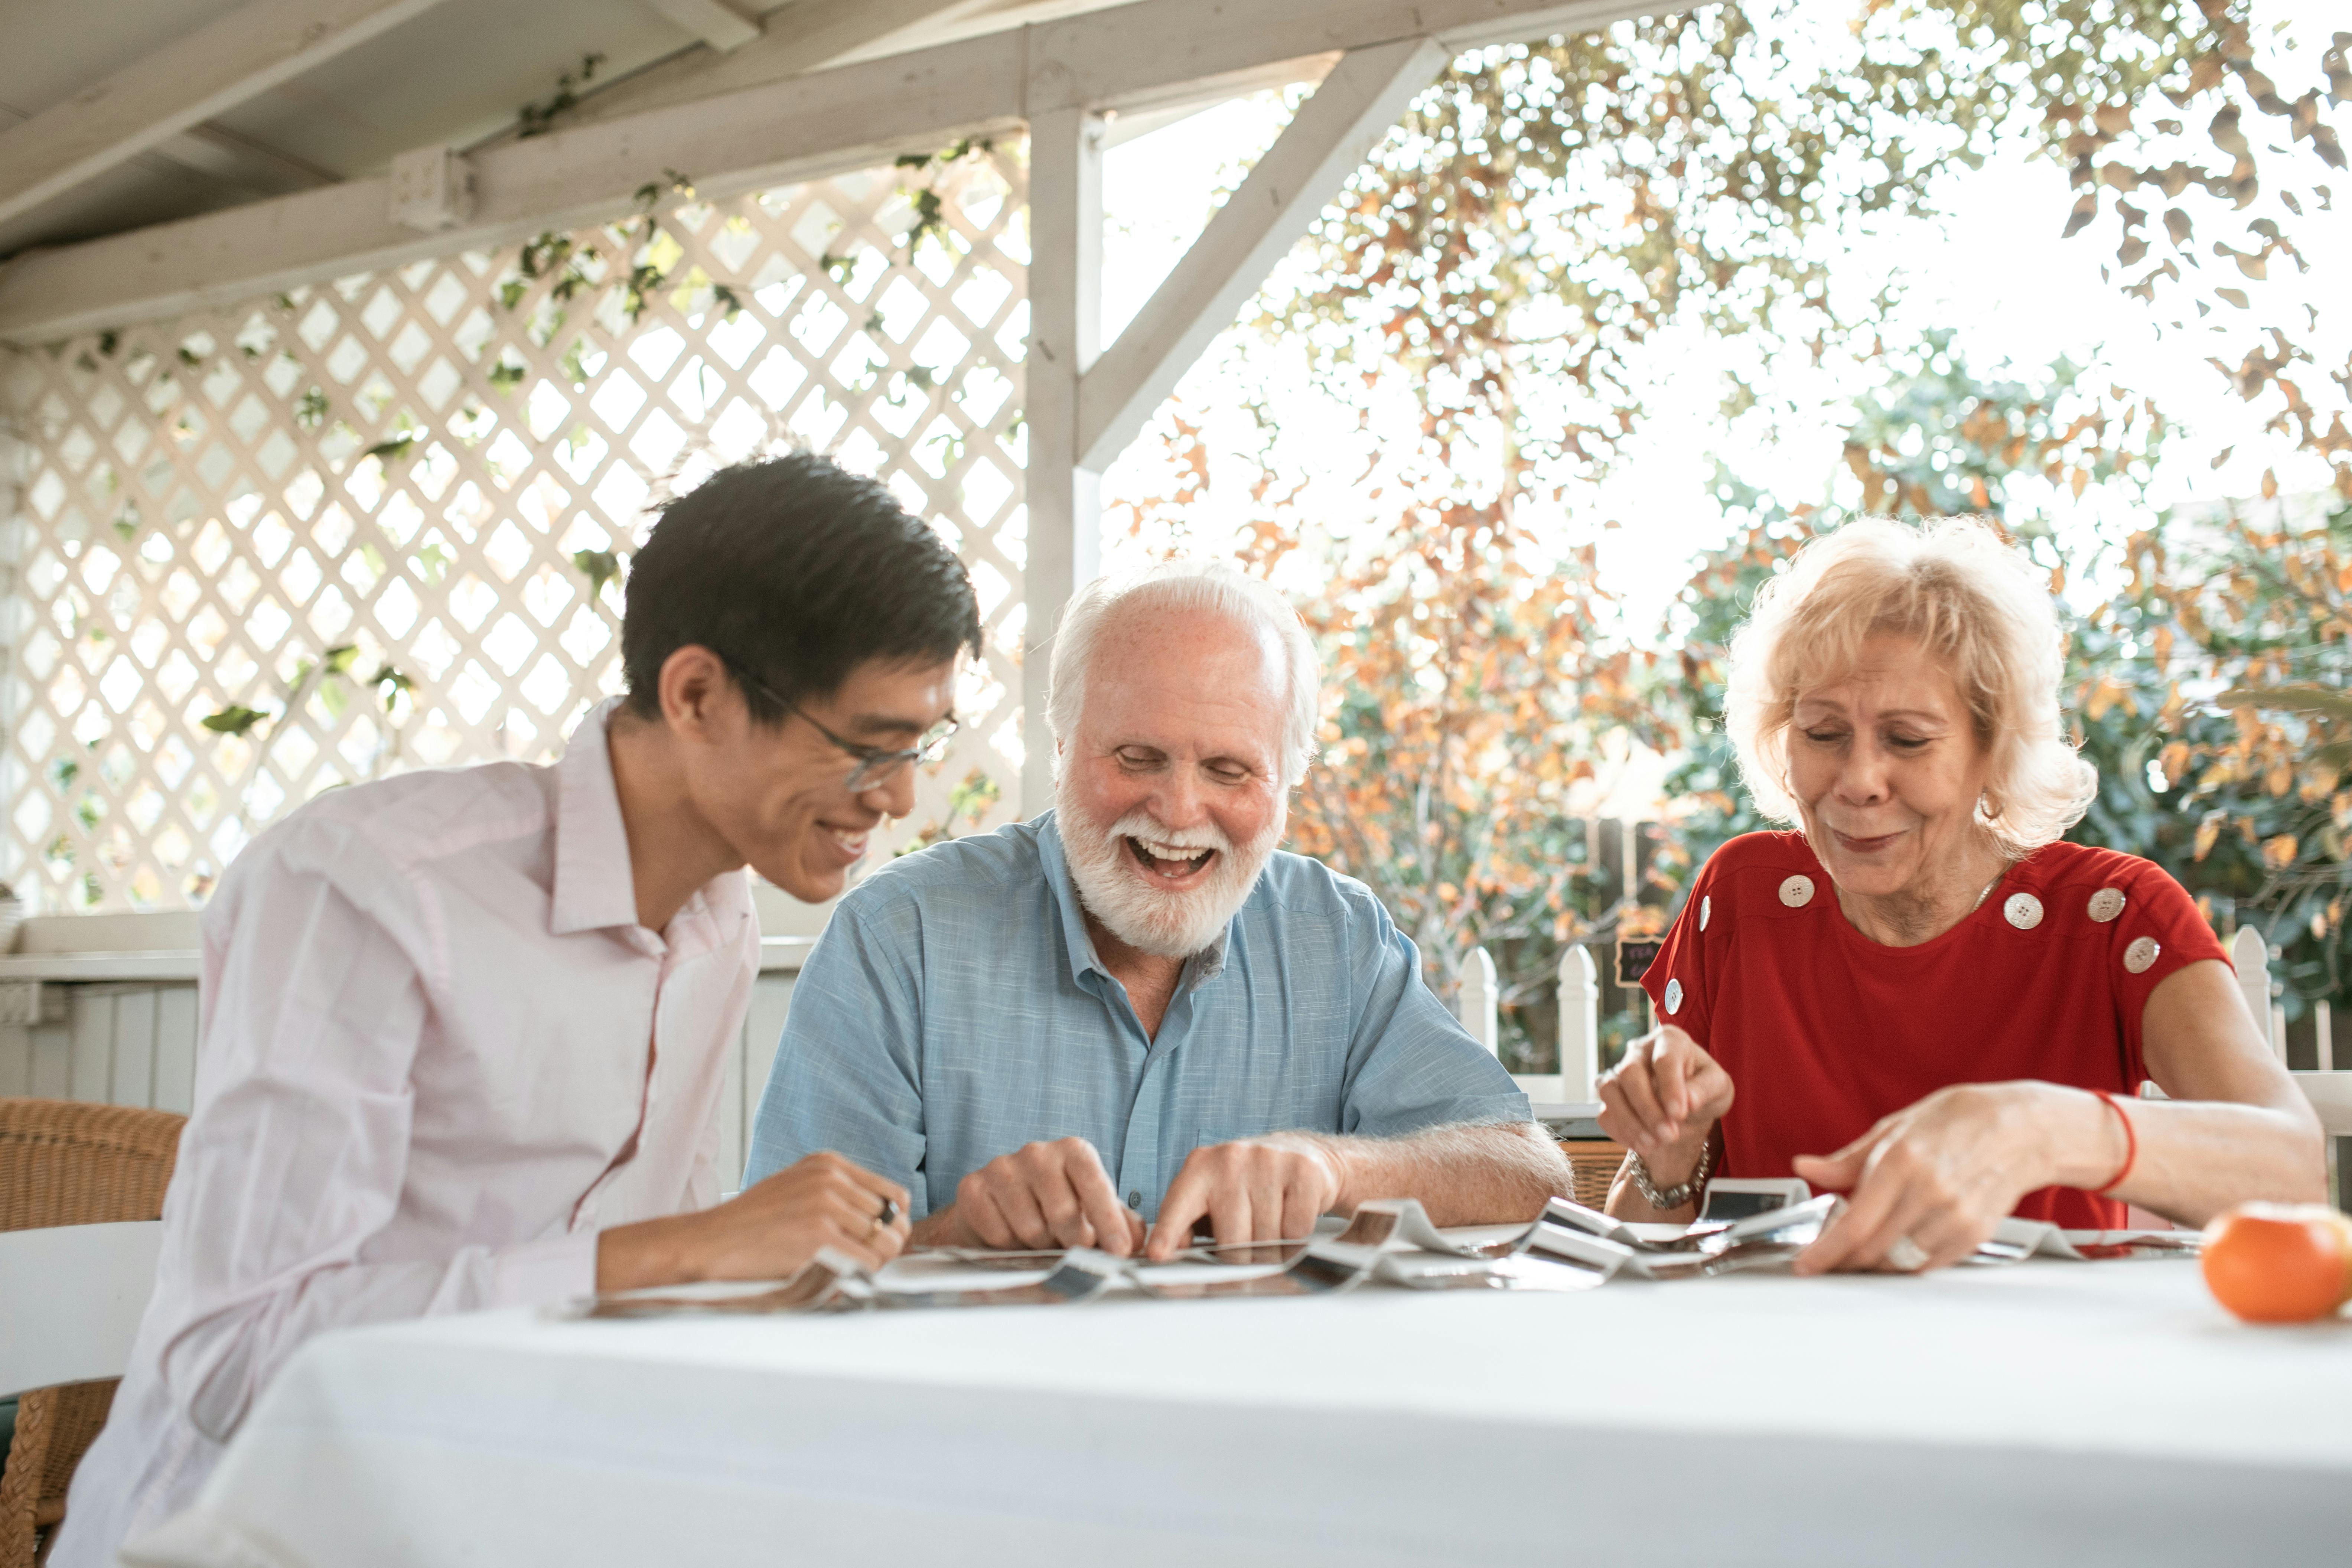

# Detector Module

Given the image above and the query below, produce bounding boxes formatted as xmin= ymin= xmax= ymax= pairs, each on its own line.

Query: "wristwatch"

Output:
xmin=1628 ymin=1138 xmax=1716 ymax=1211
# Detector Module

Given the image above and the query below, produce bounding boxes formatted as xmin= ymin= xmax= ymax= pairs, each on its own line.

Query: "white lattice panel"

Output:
xmin=0 ymin=151 xmax=1031 ymax=912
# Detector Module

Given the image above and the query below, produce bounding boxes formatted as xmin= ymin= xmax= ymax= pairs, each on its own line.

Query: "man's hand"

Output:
xmin=1143 ymin=1134 xmax=1343 ymax=1262
xmin=1791 ymin=1082 xmax=2069 ymax=1274
xmin=1596 ymin=1025 xmax=1734 ymax=1202
xmin=932 ymin=1136 xmax=1147 ymax=1257
xmin=597 ymin=1151 xmax=909 ymax=1291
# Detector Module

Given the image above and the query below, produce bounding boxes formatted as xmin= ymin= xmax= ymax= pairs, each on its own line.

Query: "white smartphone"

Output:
xmin=1698 ymin=1177 xmax=1812 ymax=1224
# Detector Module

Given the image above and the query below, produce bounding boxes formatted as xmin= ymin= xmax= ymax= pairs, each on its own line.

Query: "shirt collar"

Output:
xmin=1036 ymin=811 xmax=1231 ymax=990
xmin=550 ymin=697 xmax=649 ymax=936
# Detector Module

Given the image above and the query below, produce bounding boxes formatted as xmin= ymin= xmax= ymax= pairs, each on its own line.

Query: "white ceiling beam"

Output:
xmin=0 ymin=0 xmax=457 ymax=229
xmin=0 ymin=0 xmax=1662 ymax=345
xmin=639 ymin=0 xmax=764 ymax=54
xmin=1076 ymin=35 xmax=1448 ymax=472
xmin=570 ymin=0 xmax=1000 ymax=129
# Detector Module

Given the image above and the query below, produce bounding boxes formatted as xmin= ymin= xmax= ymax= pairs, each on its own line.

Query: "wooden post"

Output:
xmin=1558 ymin=945 xmax=1601 ymax=1102
xmin=1019 ymin=105 xmax=1104 ymax=818
xmin=1457 ymin=945 xmax=1499 ymax=1056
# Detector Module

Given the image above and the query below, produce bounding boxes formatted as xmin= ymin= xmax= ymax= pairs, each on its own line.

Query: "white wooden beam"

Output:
xmin=575 ymin=0 xmax=1000 ymax=128
xmin=0 ymin=0 xmax=456 ymax=229
xmin=0 ymin=0 xmax=1662 ymax=344
xmin=639 ymin=0 xmax=763 ymax=54
xmin=1021 ymin=105 xmax=1106 ymax=818
xmin=1076 ymin=35 xmax=1446 ymax=472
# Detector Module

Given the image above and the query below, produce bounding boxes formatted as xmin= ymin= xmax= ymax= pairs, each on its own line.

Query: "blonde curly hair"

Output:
xmin=1721 ymin=516 xmax=2098 ymax=858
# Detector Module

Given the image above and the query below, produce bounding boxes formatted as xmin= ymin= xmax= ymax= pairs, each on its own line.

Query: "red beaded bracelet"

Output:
xmin=2089 ymin=1088 xmax=2137 ymax=1197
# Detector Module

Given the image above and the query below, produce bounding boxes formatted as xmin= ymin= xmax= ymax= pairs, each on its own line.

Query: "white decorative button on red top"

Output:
xmin=2087 ymin=887 xmax=2125 ymax=923
xmin=2123 ymin=936 xmax=2160 ymax=974
xmin=2003 ymin=892 xmax=2043 ymax=930
xmin=1778 ymin=875 xmax=1815 ymax=908
xmin=1664 ymin=978 xmax=1684 ymax=1015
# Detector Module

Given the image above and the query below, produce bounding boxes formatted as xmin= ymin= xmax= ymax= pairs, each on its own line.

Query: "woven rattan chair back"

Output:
xmin=0 ymin=1098 xmax=185 ymax=1565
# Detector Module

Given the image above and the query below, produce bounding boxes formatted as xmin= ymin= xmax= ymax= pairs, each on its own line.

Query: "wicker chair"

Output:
xmin=1557 ymin=1138 xmax=1626 ymax=1209
xmin=0 ymin=1099 xmax=185 ymax=1568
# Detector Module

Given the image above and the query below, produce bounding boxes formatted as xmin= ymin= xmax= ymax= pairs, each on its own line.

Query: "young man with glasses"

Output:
xmin=56 ymin=454 xmax=979 ymax=1567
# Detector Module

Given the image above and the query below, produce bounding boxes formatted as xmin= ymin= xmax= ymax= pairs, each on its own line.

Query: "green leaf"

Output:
xmin=201 ymin=705 xmax=269 ymax=737
xmin=322 ymin=643 xmax=360 ymax=676
xmin=365 ymin=435 xmax=419 ymax=464
xmin=573 ymin=548 xmax=623 ymax=598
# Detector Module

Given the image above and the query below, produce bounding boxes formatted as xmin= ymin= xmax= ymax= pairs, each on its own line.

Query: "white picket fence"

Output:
xmin=1456 ymin=943 xmax=1604 ymax=1105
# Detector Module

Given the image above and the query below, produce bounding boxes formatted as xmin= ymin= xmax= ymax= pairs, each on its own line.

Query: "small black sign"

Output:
xmin=1616 ymin=939 xmax=1662 ymax=986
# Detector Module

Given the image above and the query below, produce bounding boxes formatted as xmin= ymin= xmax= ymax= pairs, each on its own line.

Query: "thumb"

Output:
xmin=1793 ymin=1138 xmax=1876 ymax=1194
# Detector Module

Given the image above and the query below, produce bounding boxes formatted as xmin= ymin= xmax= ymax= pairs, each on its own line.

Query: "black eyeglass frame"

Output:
xmin=722 ymin=657 xmax=957 ymax=792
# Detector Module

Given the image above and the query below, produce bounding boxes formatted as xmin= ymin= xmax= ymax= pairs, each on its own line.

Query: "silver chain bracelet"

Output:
xmin=1627 ymin=1138 xmax=1716 ymax=1211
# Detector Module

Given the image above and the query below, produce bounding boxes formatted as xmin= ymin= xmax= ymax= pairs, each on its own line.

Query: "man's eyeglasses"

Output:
xmin=726 ymin=660 xmax=957 ymax=792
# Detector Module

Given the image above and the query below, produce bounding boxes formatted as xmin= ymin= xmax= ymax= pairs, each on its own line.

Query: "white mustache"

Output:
xmin=1107 ymin=810 xmax=1232 ymax=855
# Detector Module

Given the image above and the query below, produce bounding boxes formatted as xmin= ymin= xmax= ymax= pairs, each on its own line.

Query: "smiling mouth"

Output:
xmin=1125 ymin=836 xmax=1217 ymax=881
xmin=1833 ymin=828 xmax=1905 ymax=854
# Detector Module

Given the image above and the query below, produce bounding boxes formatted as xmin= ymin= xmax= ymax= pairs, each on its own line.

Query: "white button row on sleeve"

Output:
xmin=2124 ymin=936 xmax=2160 ymax=974
xmin=2088 ymin=887 xmax=2125 ymax=922
xmin=1664 ymin=978 xmax=1684 ymax=1014
xmin=1778 ymin=875 xmax=1814 ymax=908
xmin=2003 ymin=892 xmax=2043 ymax=930
xmin=1699 ymin=895 xmax=1713 ymax=931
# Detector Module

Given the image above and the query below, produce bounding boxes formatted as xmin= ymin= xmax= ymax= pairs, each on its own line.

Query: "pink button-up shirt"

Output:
xmin=55 ymin=700 xmax=759 ymax=1564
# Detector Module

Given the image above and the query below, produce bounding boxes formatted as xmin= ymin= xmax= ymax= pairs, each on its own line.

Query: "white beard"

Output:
xmin=1056 ymin=780 xmax=1283 ymax=960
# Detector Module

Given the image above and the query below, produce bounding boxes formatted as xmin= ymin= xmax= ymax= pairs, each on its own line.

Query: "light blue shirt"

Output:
xmin=745 ymin=813 xmax=1528 ymax=1219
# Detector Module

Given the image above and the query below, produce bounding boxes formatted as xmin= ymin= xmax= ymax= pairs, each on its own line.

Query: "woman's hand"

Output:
xmin=1792 ymin=1082 xmax=2072 ymax=1274
xmin=597 ymin=1151 xmax=912 ymax=1290
xmin=1596 ymin=1026 xmax=1736 ymax=1198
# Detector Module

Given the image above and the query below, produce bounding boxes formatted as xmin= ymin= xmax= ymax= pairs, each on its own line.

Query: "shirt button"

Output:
xmin=1663 ymin=977 xmax=1684 ymax=1015
xmin=1778 ymin=875 xmax=1814 ymax=908
xmin=2088 ymin=887 xmax=2126 ymax=923
xmin=1699 ymin=895 xmax=1713 ymax=931
xmin=2003 ymin=893 xmax=2044 ymax=930
xmin=1128 ymin=1190 xmax=1142 ymax=1209
xmin=2124 ymin=936 xmax=2160 ymax=974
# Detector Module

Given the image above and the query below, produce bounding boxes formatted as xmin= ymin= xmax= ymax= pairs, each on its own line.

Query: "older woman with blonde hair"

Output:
xmin=1598 ymin=516 xmax=2323 ymax=1272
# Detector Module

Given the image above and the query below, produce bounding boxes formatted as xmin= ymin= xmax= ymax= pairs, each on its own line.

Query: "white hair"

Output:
xmin=1046 ymin=560 xmax=1322 ymax=788
xmin=1722 ymin=515 xmax=2099 ymax=858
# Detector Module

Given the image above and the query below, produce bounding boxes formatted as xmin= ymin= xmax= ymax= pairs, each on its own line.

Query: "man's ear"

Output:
xmin=657 ymin=645 xmax=734 ymax=740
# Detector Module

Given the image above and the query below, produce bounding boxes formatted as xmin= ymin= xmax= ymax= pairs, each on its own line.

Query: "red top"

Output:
xmin=1638 ymin=833 xmax=2228 ymax=1228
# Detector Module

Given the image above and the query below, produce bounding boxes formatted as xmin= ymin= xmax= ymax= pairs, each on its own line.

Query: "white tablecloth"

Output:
xmin=124 ymin=1256 xmax=2352 ymax=1568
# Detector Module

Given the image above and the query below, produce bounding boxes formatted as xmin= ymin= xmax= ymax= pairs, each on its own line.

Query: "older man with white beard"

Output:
xmin=744 ymin=561 xmax=1568 ymax=1258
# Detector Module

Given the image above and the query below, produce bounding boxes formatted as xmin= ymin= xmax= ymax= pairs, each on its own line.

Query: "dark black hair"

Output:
xmin=621 ymin=453 xmax=980 ymax=723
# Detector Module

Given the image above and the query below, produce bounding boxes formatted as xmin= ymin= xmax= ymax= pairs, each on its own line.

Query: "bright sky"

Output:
xmin=1092 ymin=0 xmax=2351 ymax=656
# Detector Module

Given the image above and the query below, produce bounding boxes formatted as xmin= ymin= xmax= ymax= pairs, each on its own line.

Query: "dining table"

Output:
xmin=118 ymin=1239 xmax=2352 ymax=1567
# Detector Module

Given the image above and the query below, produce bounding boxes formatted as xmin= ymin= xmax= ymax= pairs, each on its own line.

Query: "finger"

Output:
xmin=1280 ymin=1174 xmax=1322 ymax=1243
xmin=1209 ymin=1175 xmax=1253 ymax=1251
xmin=1146 ymin=1162 xmax=1213 ymax=1261
xmin=990 ymin=1176 xmax=1056 ymax=1250
xmin=822 ymin=1215 xmax=894 ymax=1274
xmin=1124 ymin=1206 xmax=1148 ymax=1253
xmin=1912 ymin=1210 xmax=1984 ymax=1273
xmin=1610 ymin=1050 xmax=1672 ymax=1149
xmin=1030 ymin=1164 xmax=1093 ymax=1248
xmin=1807 ymin=1153 xmax=1938 ymax=1275
xmin=1066 ymin=1148 xmax=1137 ymax=1258
xmin=1652 ymin=1031 xmax=1692 ymax=1123
xmin=958 ymin=1184 xmax=1018 ymax=1251
xmin=1847 ymin=1184 xmax=1942 ymax=1273
xmin=1794 ymin=1147 xmax=1907 ymax=1275
xmin=825 ymin=1155 xmax=911 ymax=1212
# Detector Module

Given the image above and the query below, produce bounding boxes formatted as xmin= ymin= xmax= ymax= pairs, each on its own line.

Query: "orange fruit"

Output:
xmin=2202 ymin=1203 xmax=2352 ymax=1323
